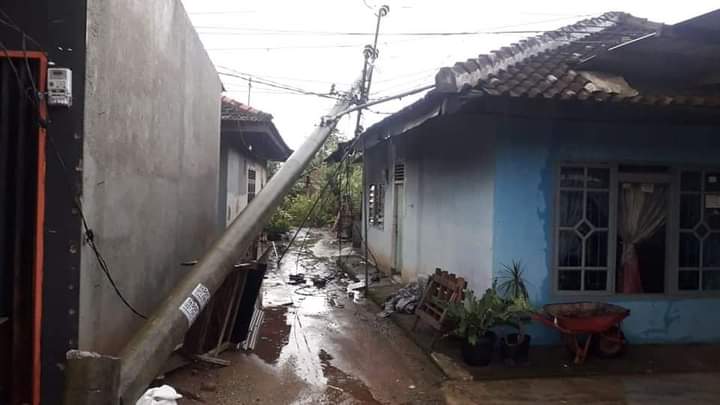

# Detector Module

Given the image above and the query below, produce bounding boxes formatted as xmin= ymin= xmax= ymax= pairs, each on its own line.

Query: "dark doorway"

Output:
xmin=0 ymin=53 xmax=46 ymax=405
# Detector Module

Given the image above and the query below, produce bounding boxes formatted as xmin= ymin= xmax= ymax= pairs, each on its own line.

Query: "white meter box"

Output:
xmin=47 ymin=68 xmax=72 ymax=107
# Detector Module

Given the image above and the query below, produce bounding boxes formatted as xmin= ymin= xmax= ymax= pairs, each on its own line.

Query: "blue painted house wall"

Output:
xmin=492 ymin=117 xmax=720 ymax=344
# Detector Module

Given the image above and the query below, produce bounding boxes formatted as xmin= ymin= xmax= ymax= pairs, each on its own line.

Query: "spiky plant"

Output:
xmin=496 ymin=260 xmax=529 ymax=301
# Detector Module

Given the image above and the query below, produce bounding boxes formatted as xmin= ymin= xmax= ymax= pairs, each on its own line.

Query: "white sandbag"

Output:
xmin=136 ymin=385 xmax=183 ymax=405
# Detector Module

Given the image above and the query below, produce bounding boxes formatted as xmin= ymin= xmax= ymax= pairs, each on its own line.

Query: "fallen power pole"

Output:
xmin=64 ymin=31 xmax=435 ymax=405
xmin=114 ymin=98 xmax=356 ymax=403
xmin=64 ymin=78 xmax=435 ymax=404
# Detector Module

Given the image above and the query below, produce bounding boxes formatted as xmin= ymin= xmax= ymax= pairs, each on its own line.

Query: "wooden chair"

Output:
xmin=412 ymin=268 xmax=466 ymax=347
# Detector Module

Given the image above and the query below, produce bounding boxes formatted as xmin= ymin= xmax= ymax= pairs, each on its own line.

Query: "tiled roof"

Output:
xmin=221 ymin=96 xmax=274 ymax=122
xmin=434 ymin=12 xmax=720 ymax=107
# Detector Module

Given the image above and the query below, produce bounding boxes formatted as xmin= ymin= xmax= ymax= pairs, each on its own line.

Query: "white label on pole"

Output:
xmin=706 ymin=194 xmax=720 ymax=209
xmin=641 ymin=183 xmax=654 ymax=193
xmin=179 ymin=297 xmax=200 ymax=325
xmin=191 ymin=283 xmax=211 ymax=309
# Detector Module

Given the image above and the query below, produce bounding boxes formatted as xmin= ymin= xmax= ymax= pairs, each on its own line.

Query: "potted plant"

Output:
xmin=447 ymin=288 xmax=506 ymax=366
xmin=496 ymin=261 xmax=534 ymax=365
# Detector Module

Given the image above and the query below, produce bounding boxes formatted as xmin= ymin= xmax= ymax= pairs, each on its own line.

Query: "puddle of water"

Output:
xmin=318 ymin=349 xmax=381 ymax=404
xmin=253 ymin=306 xmax=291 ymax=364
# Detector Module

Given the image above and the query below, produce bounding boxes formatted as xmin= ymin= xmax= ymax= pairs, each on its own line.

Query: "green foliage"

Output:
xmin=447 ymin=272 xmax=535 ymax=345
xmin=265 ymin=128 xmax=362 ymax=230
xmin=447 ymin=289 xmax=507 ymax=345
xmin=496 ymin=260 xmax=529 ymax=301
xmin=495 ymin=260 xmax=534 ymax=334
xmin=265 ymin=206 xmax=292 ymax=235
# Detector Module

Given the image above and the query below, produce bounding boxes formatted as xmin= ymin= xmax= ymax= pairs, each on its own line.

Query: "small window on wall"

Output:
xmin=394 ymin=163 xmax=406 ymax=182
xmin=368 ymin=184 xmax=384 ymax=227
xmin=678 ymin=171 xmax=720 ymax=291
xmin=555 ymin=166 xmax=611 ymax=292
xmin=248 ymin=168 xmax=257 ymax=202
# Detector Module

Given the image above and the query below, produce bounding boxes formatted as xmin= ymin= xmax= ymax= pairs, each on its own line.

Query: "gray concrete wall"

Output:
xmin=79 ymin=0 xmax=222 ymax=353
xmin=364 ymin=115 xmax=496 ymax=293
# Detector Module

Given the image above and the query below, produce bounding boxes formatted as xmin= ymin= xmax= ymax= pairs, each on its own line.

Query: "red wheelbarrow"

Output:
xmin=533 ymin=302 xmax=630 ymax=364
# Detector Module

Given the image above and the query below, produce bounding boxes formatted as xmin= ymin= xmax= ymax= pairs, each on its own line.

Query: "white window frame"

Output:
xmin=676 ymin=169 xmax=720 ymax=293
xmin=247 ymin=167 xmax=257 ymax=202
xmin=368 ymin=183 xmax=385 ymax=229
xmin=552 ymin=162 xmax=720 ymax=298
xmin=552 ymin=163 xmax=617 ymax=295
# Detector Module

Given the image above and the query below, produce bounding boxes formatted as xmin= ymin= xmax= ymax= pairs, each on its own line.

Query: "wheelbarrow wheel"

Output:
xmin=593 ymin=326 xmax=626 ymax=358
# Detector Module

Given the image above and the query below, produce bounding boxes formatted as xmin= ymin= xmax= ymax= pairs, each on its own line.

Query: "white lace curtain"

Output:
xmin=618 ymin=183 xmax=667 ymax=293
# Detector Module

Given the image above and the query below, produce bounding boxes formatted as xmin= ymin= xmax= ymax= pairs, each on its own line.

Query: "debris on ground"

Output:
xmin=136 ymin=385 xmax=183 ymax=405
xmin=377 ymin=279 xmax=425 ymax=318
xmin=311 ymin=275 xmax=329 ymax=287
xmin=352 ymin=290 xmax=366 ymax=304
xmin=200 ymin=381 xmax=217 ymax=392
xmin=288 ymin=273 xmax=306 ymax=284
xmin=346 ymin=280 xmax=366 ymax=293
xmin=162 ymin=229 xmax=446 ymax=404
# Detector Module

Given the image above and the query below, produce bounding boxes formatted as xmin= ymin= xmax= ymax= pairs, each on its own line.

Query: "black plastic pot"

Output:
xmin=500 ymin=333 xmax=531 ymax=365
xmin=461 ymin=331 xmax=496 ymax=366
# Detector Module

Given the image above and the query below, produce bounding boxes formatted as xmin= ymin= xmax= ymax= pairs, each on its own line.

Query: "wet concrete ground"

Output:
xmin=164 ymin=229 xmax=720 ymax=404
xmin=443 ymin=372 xmax=720 ymax=405
xmin=165 ymin=230 xmax=446 ymax=404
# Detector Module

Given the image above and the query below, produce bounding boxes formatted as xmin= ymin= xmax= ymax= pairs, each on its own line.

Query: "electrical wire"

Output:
xmin=218 ymin=69 xmax=343 ymax=100
xmin=46 ymin=135 xmax=148 ymax=320
xmin=192 ymin=15 xmax=614 ymax=37
xmin=0 ymin=12 xmax=148 ymax=319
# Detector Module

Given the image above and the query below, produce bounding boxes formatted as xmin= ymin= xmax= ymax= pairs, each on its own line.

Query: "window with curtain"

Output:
xmin=678 ymin=171 xmax=720 ymax=291
xmin=556 ymin=166 xmax=611 ymax=291
xmin=555 ymin=164 xmax=720 ymax=295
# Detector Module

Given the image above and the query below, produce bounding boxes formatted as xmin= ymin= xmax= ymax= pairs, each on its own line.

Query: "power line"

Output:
xmin=206 ymin=42 xmax=369 ymax=51
xmin=193 ymin=14 xmax=598 ymax=37
xmin=188 ymin=10 xmax=257 ymax=15
xmin=218 ymin=68 xmax=342 ymax=100
xmin=223 ymin=71 xmax=352 ymax=86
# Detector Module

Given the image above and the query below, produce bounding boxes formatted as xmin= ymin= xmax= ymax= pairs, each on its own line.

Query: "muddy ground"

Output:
xmin=162 ymin=229 xmax=720 ymax=405
xmin=164 ymin=230 xmax=446 ymax=404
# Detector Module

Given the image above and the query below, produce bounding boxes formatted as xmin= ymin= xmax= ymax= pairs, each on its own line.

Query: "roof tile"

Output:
xmin=433 ymin=12 xmax=720 ymax=107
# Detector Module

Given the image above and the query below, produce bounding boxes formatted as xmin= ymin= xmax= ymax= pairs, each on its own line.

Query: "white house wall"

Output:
xmin=223 ymin=145 xmax=268 ymax=226
xmin=364 ymin=115 xmax=496 ymax=294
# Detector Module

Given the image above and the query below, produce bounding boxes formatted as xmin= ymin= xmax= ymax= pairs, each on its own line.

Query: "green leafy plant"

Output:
xmin=496 ymin=260 xmax=529 ymax=301
xmin=496 ymin=261 xmax=534 ymax=343
xmin=265 ymin=207 xmax=292 ymax=235
xmin=447 ymin=288 xmax=508 ymax=345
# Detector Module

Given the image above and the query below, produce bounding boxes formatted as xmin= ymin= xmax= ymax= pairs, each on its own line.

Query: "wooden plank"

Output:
xmin=193 ymin=354 xmax=231 ymax=367
xmin=211 ymin=271 xmax=243 ymax=357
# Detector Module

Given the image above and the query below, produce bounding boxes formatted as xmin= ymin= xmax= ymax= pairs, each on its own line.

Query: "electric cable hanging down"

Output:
xmin=0 ymin=9 xmax=148 ymax=320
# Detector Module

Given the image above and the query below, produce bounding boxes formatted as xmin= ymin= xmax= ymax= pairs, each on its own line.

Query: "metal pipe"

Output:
xmin=364 ymin=5 xmax=389 ymax=99
xmin=333 ymin=84 xmax=435 ymax=119
xmin=116 ymin=93 xmax=355 ymax=403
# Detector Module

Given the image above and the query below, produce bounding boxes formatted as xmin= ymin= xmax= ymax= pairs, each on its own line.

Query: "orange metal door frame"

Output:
xmin=2 ymin=50 xmax=48 ymax=405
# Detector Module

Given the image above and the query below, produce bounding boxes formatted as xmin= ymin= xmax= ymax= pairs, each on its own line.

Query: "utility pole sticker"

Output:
xmin=191 ymin=283 xmax=211 ymax=309
xmin=179 ymin=297 xmax=200 ymax=325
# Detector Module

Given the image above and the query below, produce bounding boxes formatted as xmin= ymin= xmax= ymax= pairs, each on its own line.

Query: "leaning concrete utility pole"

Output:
xmin=113 ymin=90 xmax=359 ymax=403
xmin=64 ymin=77 xmax=436 ymax=405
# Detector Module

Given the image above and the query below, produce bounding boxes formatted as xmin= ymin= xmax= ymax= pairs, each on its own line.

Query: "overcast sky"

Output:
xmin=180 ymin=0 xmax=718 ymax=149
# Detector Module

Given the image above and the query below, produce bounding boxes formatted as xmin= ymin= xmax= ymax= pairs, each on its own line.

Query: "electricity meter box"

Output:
xmin=47 ymin=68 xmax=72 ymax=107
